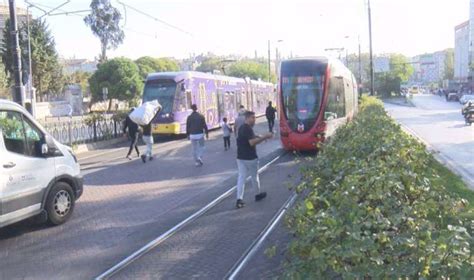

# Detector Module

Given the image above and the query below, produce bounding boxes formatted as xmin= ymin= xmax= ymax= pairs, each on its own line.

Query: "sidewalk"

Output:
xmin=112 ymin=154 xmax=301 ymax=279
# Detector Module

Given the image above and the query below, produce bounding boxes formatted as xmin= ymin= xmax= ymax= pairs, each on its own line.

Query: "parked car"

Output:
xmin=446 ymin=92 xmax=460 ymax=102
xmin=0 ymin=99 xmax=83 ymax=228
xmin=409 ymin=86 xmax=419 ymax=94
xmin=459 ymin=94 xmax=474 ymax=105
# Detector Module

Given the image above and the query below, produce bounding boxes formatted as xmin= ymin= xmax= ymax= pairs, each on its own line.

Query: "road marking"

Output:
xmin=226 ymin=192 xmax=298 ymax=280
xmin=95 ymin=152 xmax=285 ymax=280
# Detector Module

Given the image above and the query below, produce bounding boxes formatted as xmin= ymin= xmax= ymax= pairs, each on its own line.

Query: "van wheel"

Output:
xmin=45 ymin=182 xmax=75 ymax=225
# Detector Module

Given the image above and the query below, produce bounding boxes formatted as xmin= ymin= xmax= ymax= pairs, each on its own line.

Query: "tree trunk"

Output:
xmin=108 ymin=98 xmax=113 ymax=112
xmin=100 ymin=41 xmax=107 ymax=63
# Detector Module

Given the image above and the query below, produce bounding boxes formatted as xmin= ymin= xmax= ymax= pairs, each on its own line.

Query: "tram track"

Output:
xmin=225 ymin=192 xmax=298 ymax=279
xmin=95 ymin=151 xmax=286 ymax=279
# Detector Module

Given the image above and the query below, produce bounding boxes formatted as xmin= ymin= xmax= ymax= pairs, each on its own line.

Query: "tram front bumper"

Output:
xmin=153 ymin=122 xmax=181 ymax=134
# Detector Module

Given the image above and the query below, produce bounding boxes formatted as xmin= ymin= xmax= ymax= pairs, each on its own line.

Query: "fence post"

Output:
xmin=68 ymin=119 xmax=72 ymax=147
xmin=114 ymin=119 xmax=117 ymax=138
xmin=93 ymin=121 xmax=97 ymax=142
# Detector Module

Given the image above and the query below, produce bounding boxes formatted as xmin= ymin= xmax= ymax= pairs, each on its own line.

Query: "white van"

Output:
xmin=0 ymin=100 xmax=83 ymax=228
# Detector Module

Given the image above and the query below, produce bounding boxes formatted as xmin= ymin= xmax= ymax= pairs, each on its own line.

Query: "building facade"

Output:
xmin=454 ymin=21 xmax=470 ymax=81
xmin=470 ymin=0 xmax=474 ymax=85
xmin=418 ymin=51 xmax=447 ymax=84
xmin=62 ymin=59 xmax=98 ymax=74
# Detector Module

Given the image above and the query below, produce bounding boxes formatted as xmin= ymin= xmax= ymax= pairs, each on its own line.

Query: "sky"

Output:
xmin=8 ymin=0 xmax=471 ymax=60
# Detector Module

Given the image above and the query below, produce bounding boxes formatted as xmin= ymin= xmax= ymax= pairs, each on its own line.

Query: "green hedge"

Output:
xmin=285 ymin=97 xmax=472 ymax=278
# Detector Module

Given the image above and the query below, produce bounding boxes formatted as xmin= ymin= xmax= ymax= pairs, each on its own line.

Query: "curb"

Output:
xmin=73 ymin=137 xmax=127 ymax=154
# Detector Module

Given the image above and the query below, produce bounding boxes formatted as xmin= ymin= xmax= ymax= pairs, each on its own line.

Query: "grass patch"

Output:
xmin=429 ymin=157 xmax=474 ymax=219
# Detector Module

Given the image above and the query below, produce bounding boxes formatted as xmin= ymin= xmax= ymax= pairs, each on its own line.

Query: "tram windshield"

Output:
xmin=143 ymin=79 xmax=177 ymax=114
xmin=281 ymin=60 xmax=326 ymax=132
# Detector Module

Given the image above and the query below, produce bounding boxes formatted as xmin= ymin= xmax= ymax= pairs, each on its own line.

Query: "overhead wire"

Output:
xmin=115 ymin=0 xmax=193 ymax=37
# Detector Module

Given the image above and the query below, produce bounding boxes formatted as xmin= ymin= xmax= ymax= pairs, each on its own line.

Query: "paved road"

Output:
xmin=0 ymin=118 xmax=286 ymax=279
xmin=385 ymin=94 xmax=474 ymax=188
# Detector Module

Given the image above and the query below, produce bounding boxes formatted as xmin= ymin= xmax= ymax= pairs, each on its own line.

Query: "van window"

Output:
xmin=0 ymin=110 xmax=43 ymax=157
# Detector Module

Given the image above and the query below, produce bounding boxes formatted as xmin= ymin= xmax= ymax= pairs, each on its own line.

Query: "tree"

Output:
xmin=444 ymin=49 xmax=454 ymax=81
xmin=64 ymin=71 xmax=92 ymax=95
xmin=0 ymin=62 xmax=9 ymax=99
xmin=1 ymin=18 xmax=64 ymax=101
xmin=84 ymin=0 xmax=124 ymax=62
xmin=227 ymin=60 xmax=276 ymax=82
xmin=88 ymin=57 xmax=143 ymax=108
xmin=195 ymin=56 xmax=222 ymax=73
xmin=389 ymin=54 xmax=414 ymax=83
xmin=135 ymin=56 xmax=179 ymax=79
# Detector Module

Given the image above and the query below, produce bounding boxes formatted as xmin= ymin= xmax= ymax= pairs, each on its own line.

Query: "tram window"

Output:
xmin=344 ymin=79 xmax=353 ymax=115
xmin=325 ymin=77 xmax=346 ymax=120
xmin=186 ymin=90 xmax=193 ymax=109
xmin=175 ymin=90 xmax=187 ymax=112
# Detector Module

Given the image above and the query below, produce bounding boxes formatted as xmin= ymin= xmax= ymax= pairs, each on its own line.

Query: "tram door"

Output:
xmin=217 ymin=88 xmax=225 ymax=122
xmin=247 ymin=85 xmax=253 ymax=111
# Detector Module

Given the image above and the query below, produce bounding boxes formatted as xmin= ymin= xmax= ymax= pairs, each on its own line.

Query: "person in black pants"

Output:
xmin=123 ymin=108 xmax=140 ymax=160
xmin=141 ymin=122 xmax=154 ymax=163
xmin=265 ymin=101 xmax=277 ymax=133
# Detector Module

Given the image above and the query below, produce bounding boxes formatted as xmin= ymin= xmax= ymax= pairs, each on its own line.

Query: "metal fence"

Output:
xmin=40 ymin=116 xmax=124 ymax=146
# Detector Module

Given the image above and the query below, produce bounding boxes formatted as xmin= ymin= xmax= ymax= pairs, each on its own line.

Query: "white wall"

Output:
xmin=455 ymin=23 xmax=470 ymax=80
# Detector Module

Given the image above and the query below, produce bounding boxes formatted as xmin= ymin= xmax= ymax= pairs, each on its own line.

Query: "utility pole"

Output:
xmin=26 ymin=4 xmax=35 ymax=116
xmin=368 ymin=0 xmax=375 ymax=96
xmin=267 ymin=40 xmax=271 ymax=82
xmin=9 ymin=0 xmax=25 ymax=106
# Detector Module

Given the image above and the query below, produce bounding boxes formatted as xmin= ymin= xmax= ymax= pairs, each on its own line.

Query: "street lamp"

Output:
xmin=275 ymin=40 xmax=284 ymax=77
xmin=267 ymin=39 xmax=284 ymax=82
xmin=368 ymin=0 xmax=375 ymax=96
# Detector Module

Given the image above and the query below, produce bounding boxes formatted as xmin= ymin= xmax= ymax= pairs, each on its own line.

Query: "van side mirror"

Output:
xmin=41 ymin=143 xmax=49 ymax=155
xmin=43 ymin=134 xmax=58 ymax=156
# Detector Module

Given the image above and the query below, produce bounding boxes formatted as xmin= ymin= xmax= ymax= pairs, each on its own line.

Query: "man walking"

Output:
xmin=186 ymin=104 xmax=209 ymax=166
xmin=234 ymin=105 xmax=246 ymax=138
xmin=123 ymin=108 xmax=140 ymax=160
xmin=236 ymin=111 xmax=273 ymax=208
xmin=265 ymin=101 xmax=277 ymax=133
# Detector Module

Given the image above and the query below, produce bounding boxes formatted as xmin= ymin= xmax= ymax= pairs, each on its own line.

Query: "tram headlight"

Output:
xmin=315 ymin=132 xmax=325 ymax=139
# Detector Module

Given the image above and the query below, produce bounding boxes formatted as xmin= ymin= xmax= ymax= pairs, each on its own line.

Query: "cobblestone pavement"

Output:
xmin=113 ymin=154 xmax=301 ymax=279
xmin=0 ymin=119 xmax=284 ymax=280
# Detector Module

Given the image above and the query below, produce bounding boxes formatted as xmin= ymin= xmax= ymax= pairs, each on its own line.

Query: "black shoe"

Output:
xmin=149 ymin=156 xmax=154 ymax=161
xmin=141 ymin=155 xmax=146 ymax=163
xmin=236 ymin=199 xmax=245 ymax=209
xmin=255 ymin=192 xmax=267 ymax=201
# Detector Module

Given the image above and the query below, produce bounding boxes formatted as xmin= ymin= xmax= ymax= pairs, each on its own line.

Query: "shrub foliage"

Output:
xmin=285 ymin=97 xmax=472 ymax=279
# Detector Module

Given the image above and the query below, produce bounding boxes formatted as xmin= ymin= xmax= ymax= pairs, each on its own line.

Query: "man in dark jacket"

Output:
xmin=265 ymin=101 xmax=277 ymax=133
xmin=123 ymin=108 xmax=140 ymax=160
xmin=186 ymin=104 xmax=209 ymax=166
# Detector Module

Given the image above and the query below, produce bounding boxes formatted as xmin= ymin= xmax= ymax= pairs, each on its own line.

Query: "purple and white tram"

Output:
xmin=142 ymin=71 xmax=275 ymax=135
